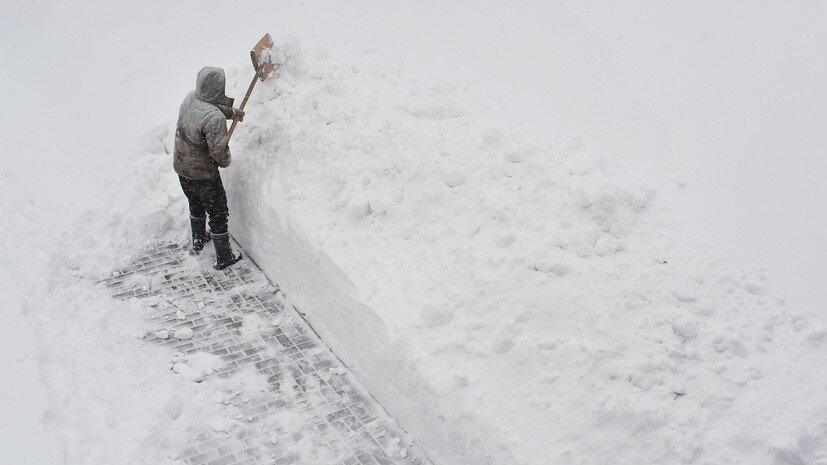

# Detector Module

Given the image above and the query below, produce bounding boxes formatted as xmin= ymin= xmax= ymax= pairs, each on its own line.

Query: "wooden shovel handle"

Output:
xmin=228 ymin=65 xmax=261 ymax=140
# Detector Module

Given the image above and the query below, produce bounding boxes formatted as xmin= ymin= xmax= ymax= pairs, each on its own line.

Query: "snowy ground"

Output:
xmin=0 ymin=269 xmax=61 ymax=464
xmin=5 ymin=148 xmax=434 ymax=465
xmin=98 ymin=241 xmax=432 ymax=465
xmin=2 ymin=1 xmax=827 ymax=464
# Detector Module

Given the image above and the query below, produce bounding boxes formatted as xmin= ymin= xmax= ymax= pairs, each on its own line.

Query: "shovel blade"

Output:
xmin=250 ymin=33 xmax=278 ymax=81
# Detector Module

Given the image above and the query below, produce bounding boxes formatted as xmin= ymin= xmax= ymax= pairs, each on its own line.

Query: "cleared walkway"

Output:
xmin=101 ymin=241 xmax=432 ymax=465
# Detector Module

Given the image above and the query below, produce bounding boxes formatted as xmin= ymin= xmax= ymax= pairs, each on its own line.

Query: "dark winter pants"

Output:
xmin=178 ymin=175 xmax=229 ymax=235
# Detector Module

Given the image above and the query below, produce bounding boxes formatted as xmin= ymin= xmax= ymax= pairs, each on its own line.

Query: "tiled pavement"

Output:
xmin=100 ymin=241 xmax=433 ymax=465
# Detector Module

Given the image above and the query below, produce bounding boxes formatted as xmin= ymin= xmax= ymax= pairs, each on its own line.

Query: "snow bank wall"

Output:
xmin=224 ymin=47 xmax=827 ymax=465
xmin=226 ymin=159 xmax=467 ymax=463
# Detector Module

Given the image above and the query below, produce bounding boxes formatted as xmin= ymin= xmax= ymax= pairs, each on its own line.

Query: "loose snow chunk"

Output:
xmin=626 ymin=187 xmax=656 ymax=212
xmin=594 ymin=235 xmax=623 ymax=257
xmin=258 ymin=46 xmax=287 ymax=66
xmin=495 ymin=233 xmax=516 ymax=247
xmin=442 ymin=172 xmax=466 ymax=188
xmin=174 ymin=327 xmax=194 ymax=340
xmin=347 ymin=196 xmax=373 ymax=220
xmin=175 ymin=310 xmax=186 ymax=321
xmin=171 ymin=352 xmax=223 ymax=383
xmin=481 ymin=127 xmax=506 ymax=148
xmin=503 ymin=150 xmax=528 ymax=163
xmin=210 ymin=418 xmax=237 ymax=434
xmin=672 ymin=316 xmax=700 ymax=339
xmin=493 ymin=210 xmax=511 ymax=222
xmin=164 ymin=397 xmax=184 ymax=420
xmin=188 ymin=352 xmax=223 ymax=373
xmin=533 ymin=262 xmax=570 ymax=276
xmin=629 ymin=371 xmax=661 ymax=391
xmin=807 ymin=331 xmax=827 ymax=348
xmin=154 ymin=329 xmax=170 ymax=339
xmin=747 ymin=282 xmax=766 ymax=295
xmin=674 ymin=288 xmax=699 ymax=303
xmin=421 ymin=305 xmax=453 ymax=328
xmin=328 ymin=367 xmax=347 ymax=376
xmin=172 ymin=362 xmax=204 ymax=383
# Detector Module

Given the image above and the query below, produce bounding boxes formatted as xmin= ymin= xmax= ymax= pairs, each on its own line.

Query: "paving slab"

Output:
xmin=101 ymin=241 xmax=433 ymax=465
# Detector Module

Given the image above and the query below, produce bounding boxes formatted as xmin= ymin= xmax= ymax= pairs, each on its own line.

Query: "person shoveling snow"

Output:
xmin=173 ymin=66 xmax=244 ymax=270
xmin=173 ymin=35 xmax=279 ymax=270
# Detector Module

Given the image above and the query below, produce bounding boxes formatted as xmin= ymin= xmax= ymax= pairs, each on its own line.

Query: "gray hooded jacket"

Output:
xmin=174 ymin=67 xmax=237 ymax=180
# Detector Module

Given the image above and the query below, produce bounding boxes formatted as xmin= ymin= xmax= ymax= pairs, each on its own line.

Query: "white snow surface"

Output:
xmin=214 ymin=48 xmax=827 ymax=465
xmin=8 ymin=153 xmax=284 ymax=465
xmin=3 ymin=1 xmax=827 ymax=464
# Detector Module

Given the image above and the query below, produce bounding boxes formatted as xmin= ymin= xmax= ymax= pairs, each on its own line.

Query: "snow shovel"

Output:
xmin=228 ymin=33 xmax=279 ymax=139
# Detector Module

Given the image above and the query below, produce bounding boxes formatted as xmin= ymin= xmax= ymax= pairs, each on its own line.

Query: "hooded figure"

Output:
xmin=174 ymin=66 xmax=244 ymax=270
xmin=174 ymin=66 xmax=242 ymax=180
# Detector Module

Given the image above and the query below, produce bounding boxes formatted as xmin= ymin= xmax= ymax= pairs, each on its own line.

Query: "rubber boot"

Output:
xmin=190 ymin=216 xmax=211 ymax=253
xmin=212 ymin=232 xmax=242 ymax=270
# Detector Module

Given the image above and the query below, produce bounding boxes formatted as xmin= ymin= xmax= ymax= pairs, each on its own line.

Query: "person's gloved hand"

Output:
xmin=232 ymin=108 xmax=245 ymax=122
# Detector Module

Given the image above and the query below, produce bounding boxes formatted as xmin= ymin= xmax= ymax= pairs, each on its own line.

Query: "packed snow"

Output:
xmin=3 ymin=1 xmax=827 ymax=464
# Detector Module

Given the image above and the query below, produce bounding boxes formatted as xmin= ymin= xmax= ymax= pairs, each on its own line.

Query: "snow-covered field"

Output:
xmin=2 ymin=1 xmax=826 ymax=464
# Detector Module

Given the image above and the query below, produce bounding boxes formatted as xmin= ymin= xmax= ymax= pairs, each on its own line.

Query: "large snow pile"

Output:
xmin=220 ymin=46 xmax=827 ymax=464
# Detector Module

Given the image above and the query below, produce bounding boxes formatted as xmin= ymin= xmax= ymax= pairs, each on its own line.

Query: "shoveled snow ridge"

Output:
xmin=220 ymin=45 xmax=827 ymax=465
